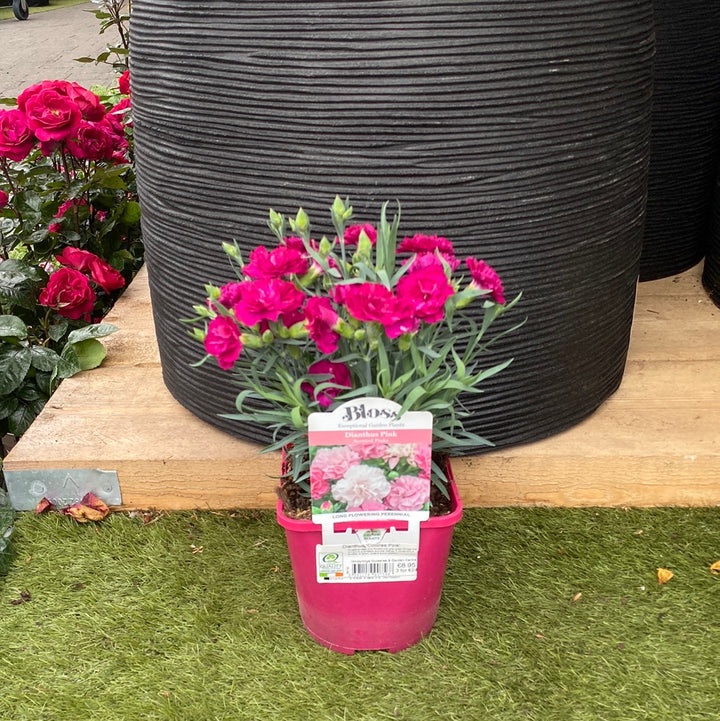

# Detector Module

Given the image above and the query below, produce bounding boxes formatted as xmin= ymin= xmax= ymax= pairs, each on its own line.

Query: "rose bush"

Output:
xmin=188 ymin=197 xmax=522 ymax=496
xmin=0 ymin=74 xmax=141 ymax=442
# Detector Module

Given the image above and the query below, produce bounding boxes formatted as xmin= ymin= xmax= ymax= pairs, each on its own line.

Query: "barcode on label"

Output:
xmin=351 ymin=561 xmax=395 ymax=576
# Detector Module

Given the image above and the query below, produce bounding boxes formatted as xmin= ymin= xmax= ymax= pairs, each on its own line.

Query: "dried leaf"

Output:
xmin=60 ymin=493 xmax=110 ymax=523
xmin=709 ymin=560 xmax=720 ymax=575
xmin=35 ymin=498 xmax=54 ymax=514
xmin=657 ymin=568 xmax=674 ymax=585
xmin=572 ymin=592 xmax=582 ymax=602
xmin=633 ymin=529 xmax=643 ymax=536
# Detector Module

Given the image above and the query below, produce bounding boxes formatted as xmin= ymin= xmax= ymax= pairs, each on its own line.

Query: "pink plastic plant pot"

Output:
xmin=276 ymin=467 xmax=463 ymax=655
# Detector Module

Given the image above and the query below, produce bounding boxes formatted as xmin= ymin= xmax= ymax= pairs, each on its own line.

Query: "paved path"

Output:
xmin=0 ymin=1 xmax=117 ymax=99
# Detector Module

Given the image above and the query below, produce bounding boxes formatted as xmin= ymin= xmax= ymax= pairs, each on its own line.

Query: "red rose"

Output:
xmin=55 ymin=247 xmax=125 ymax=293
xmin=66 ymin=120 xmax=115 ymax=161
xmin=118 ymin=70 xmax=131 ymax=96
xmin=109 ymin=97 xmax=132 ymax=129
xmin=17 ymin=80 xmax=72 ymax=111
xmin=24 ymin=89 xmax=82 ymax=143
xmin=204 ymin=315 xmax=242 ymax=370
xmin=0 ymin=190 xmax=8 ymax=209
xmin=65 ymin=83 xmax=105 ymax=122
xmin=39 ymin=267 xmax=96 ymax=320
xmin=0 ymin=109 xmax=36 ymax=162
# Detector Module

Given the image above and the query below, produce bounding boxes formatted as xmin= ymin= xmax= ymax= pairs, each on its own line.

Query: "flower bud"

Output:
xmin=268 ymin=208 xmax=283 ymax=231
xmin=353 ymin=328 xmax=366 ymax=342
xmin=288 ymin=321 xmax=308 ymax=339
xmin=205 ymin=284 xmax=221 ymax=301
xmin=222 ymin=241 xmax=241 ymax=261
xmin=290 ymin=207 xmax=309 ymax=234
xmin=261 ymin=328 xmax=274 ymax=345
xmin=192 ymin=304 xmax=213 ymax=318
xmin=319 ymin=236 xmax=333 ymax=256
xmin=239 ymin=333 xmax=263 ymax=349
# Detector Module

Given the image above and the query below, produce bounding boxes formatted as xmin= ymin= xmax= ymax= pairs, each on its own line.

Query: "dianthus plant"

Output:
xmin=188 ymin=197 xmax=521 ymax=493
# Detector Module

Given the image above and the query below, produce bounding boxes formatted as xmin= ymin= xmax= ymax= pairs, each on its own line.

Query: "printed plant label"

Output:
xmin=308 ymin=398 xmax=433 ymax=524
xmin=316 ymin=536 xmax=420 ymax=583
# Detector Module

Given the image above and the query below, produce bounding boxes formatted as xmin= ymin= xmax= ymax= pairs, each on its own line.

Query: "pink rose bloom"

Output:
xmin=244 ymin=245 xmax=309 ymax=279
xmin=332 ymin=464 xmax=391 ymax=508
xmin=39 ymin=267 xmax=96 ymax=320
xmin=0 ymin=109 xmax=36 ymax=162
xmin=66 ymin=120 xmax=115 ymax=161
xmin=384 ymin=475 xmax=430 ymax=512
xmin=350 ymin=441 xmax=388 ymax=461
xmin=24 ymin=89 xmax=82 ymax=143
xmin=301 ymin=359 xmax=351 ymax=408
xmin=55 ymin=198 xmax=87 ymax=218
xmin=204 ymin=315 xmax=242 ymax=370
xmin=304 ymin=296 xmax=340 ymax=354
xmin=342 ymin=282 xmax=394 ymax=323
xmin=396 ymin=265 xmax=453 ymax=323
xmin=311 ymin=446 xmax=361 ymax=484
xmin=118 ymin=70 xmax=131 ymax=96
xmin=232 ymin=278 xmax=305 ymax=326
xmin=466 ymin=257 xmax=505 ymax=304
xmin=343 ymin=223 xmax=377 ymax=246
xmin=0 ymin=189 xmax=8 ymax=210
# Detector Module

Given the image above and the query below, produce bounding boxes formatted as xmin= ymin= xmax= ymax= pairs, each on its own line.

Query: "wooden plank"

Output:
xmin=4 ymin=263 xmax=719 ymax=509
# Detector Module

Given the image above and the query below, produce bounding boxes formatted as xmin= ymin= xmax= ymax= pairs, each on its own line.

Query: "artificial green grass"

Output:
xmin=1 ymin=506 xmax=719 ymax=720
xmin=0 ymin=0 xmax=87 ymax=22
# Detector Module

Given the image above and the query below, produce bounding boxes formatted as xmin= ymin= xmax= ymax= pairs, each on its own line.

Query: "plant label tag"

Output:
xmin=308 ymin=397 xmax=433 ymax=524
xmin=316 ymin=522 xmax=421 ymax=583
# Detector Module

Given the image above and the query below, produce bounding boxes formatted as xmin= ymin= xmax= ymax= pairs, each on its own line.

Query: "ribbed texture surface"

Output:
xmin=131 ymin=0 xmax=653 ymax=451
xmin=703 ymin=174 xmax=720 ymax=308
xmin=640 ymin=1 xmax=720 ymax=281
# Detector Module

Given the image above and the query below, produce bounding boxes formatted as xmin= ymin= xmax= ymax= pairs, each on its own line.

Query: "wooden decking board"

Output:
xmin=4 ymin=263 xmax=719 ymax=509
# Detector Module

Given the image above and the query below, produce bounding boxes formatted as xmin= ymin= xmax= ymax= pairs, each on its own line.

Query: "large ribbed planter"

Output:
xmin=703 ymin=174 xmax=720 ymax=308
xmin=131 ymin=0 xmax=653 ymax=451
xmin=640 ymin=1 xmax=720 ymax=281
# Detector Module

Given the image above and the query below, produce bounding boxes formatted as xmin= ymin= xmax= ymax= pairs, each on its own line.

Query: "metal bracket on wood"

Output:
xmin=4 ymin=468 xmax=122 ymax=510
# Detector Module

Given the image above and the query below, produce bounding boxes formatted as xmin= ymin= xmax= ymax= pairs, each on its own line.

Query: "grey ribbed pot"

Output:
xmin=131 ymin=0 xmax=654 ymax=451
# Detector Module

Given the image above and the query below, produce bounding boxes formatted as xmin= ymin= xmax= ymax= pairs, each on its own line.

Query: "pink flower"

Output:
xmin=304 ymin=296 xmax=340 ymax=353
xmin=311 ymin=446 xmax=361 ymax=485
xmin=310 ymin=474 xmax=331 ymax=500
xmin=24 ymin=89 xmax=82 ymax=143
xmin=55 ymin=198 xmax=87 ymax=218
xmin=232 ymin=278 xmax=305 ymax=326
xmin=39 ymin=267 xmax=95 ymax=320
xmin=281 ymin=236 xmax=314 ymax=253
xmin=466 ymin=257 xmax=505 ymax=304
xmin=302 ymin=359 xmax=351 ymax=408
xmin=0 ymin=190 xmax=8 ymax=210
xmin=384 ymin=475 xmax=430 ymax=512
xmin=0 ymin=109 xmax=35 ymax=162
xmin=118 ymin=70 xmax=131 ymax=96
xmin=109 ymin=97 xmax=132 ymax=128
xmin=382 ymin=296 xmax=420 ymax=339
xmin=343 ymin=223 xmax=377 ymax=246
xmin=413 ymin=445 xmax=432 ymax=477
xmin=48 ymin=222 xmax=62 ymax=233
xmin=332 ymin=464 xmax=391 ymax=508
xmin=342 ymin=282 xmax=394 ymax=323
xmin=398 ymin=234 xmax=455 ymax=256
xmin=243 ymin=245 xmax=309 ymax=279
xmin=346 ymin=499 xmax=388 ymax=512
xmin=396 ymin=265 xmax=454 ymax=323
xmin=218 ymin=282 xmax=244 ymax=308
xmin=66 ymin=120 xmax=115 ymax=161
xmin=204 ymin=315 xmax=242 ymax=370
xmin=350 ymin=442 xmax=388 ymax=460
xmin=17 ymin=80 xmax=72 ymax=111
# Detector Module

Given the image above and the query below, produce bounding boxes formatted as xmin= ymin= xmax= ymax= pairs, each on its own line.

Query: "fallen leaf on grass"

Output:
xmin=61 ymin=493 xmax=110 ymax=523
xmin=657 ymin=568 xmax=674 ymax=585
xmin=190 ymin=544 xmax=204 ymax=554
xmin=35 ymin=498 xmax=54 ymax=514
xmin=10 ymin=590 xmax=31 ymax=606
xmin=710 ymin=561 xmax=720 ymax=574
xmin=572 ymin=592 xmax=583 ymax=602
